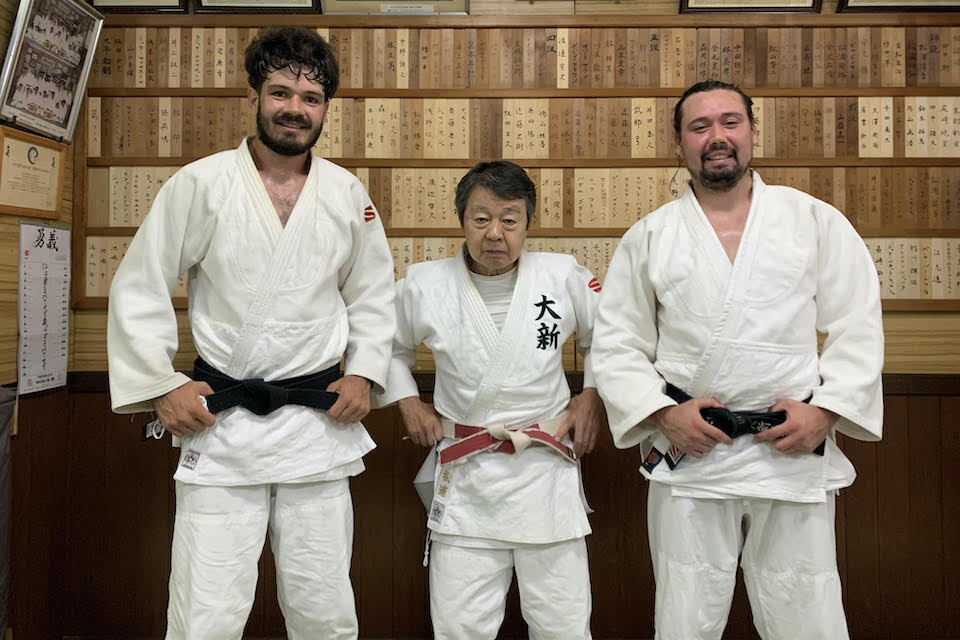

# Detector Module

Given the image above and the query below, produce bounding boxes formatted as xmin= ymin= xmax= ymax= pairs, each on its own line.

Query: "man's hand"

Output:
xmin=651 ymin=397 xmax=734 ymax=458
xmin=753 ymin=400 xmax=836 ymax=455
xmin=553 ymin=387 xmax=606 ymax=457
xmin=398 ymin=396 xmax=444 ymax=447
xmin=153 ymin=381 xmax=216 ymax=437
xmin=326 ymin=375 xmax=372 ymax=424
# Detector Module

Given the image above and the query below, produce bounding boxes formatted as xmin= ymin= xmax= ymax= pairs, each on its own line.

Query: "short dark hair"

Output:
xmin=244 ymin=26 xmax=339 ymax=101
xmin=673 ymin=80 xmax=755 ymax=137
xmin=455 ymin=161 xmax=536 ymax=228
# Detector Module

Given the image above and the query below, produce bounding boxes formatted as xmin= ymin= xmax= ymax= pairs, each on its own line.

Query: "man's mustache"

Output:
xmin=701 ymin=143 xmax=738 ymax=164
xmin=273 ymin=114 xmax=311 ymax=128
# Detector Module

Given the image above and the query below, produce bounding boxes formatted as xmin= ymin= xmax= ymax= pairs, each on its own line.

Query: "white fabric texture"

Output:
xmin=647 ymin=482 xmax=849 ymax=640
xmin=468 ymin=268 xmax=518 ymax=331
xmin=429 ymin=538 xmax=593 ymax=640
xmin=375 ymin=248 xmax=599 ymax=544
xmin=107 ymin=138 xmax=396 ymax=485
xmin=167 ymin=479 xmax=358 ymax=640
xmin=591 ymin=172 xmax=884 ymax=503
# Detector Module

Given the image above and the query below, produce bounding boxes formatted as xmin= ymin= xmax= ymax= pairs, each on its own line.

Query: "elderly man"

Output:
xmin=591 ymin=80 xmax=884 ymax=640
xmin=375 ymin=160 xmax=604 ymax=639
xmin=108 ymin=26 xmax=395 ymax=639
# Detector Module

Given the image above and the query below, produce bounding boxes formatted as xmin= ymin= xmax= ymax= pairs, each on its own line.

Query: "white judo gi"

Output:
xmin=108 ymin=138 xmax=396 ymax=639
xmin=375 ymin=248 xmax=599 ymax=640
xmin=591 ymin=172 xmax=884 ymax=640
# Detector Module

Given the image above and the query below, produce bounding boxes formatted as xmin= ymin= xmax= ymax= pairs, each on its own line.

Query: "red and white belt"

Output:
xmin=438 ymin=416 xmax=577 ymax=465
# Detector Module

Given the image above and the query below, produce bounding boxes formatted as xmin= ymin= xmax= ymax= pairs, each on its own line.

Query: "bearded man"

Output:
xmin=591 ymin=80 xmax=884 ymax=640
xmin=107 ymin=26 xmax=396 ymax=639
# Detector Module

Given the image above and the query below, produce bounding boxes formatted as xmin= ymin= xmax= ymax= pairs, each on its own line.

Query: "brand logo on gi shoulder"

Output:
xmin=588 ymin=277 xmax=602 ymax=293
xmin=181 ymin=449 xmax=201 ymax=470
xmin=363 ymin=205 xmax=376 ymax=222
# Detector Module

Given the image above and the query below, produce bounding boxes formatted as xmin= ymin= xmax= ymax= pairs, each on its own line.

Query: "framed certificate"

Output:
xmin=320 ymin=0 xmax=467 ymax=14
xmin=838 ymin=0 xmax=959 ymax=10
xmin=89 ymin=0 xmax=187 ymax=13
xmin=680 ymin=0 xmax=821 ymax=11
xmin=0 ymin=124 xmax=65 ymax=219
xmin=0 ymin=0 xmax=103 ymax=142
xmin=195 ymin=0 xmax=319 ymax=12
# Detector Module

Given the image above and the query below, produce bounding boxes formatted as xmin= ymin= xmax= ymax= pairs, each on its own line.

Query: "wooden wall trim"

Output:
xmin=85 ymin=87 xmax=960 ymax=99
xmin=99 ymin=13 xmax=960 ymax=28
xmin=69 ymin=371 xmax=959 ymax=396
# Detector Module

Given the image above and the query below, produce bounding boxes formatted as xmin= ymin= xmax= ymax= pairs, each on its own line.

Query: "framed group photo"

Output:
xmin=0 ymin=0 xmax=103 ymax=143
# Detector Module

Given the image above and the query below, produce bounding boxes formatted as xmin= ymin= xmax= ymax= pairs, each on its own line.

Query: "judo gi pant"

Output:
xmin=429 ymin=537 xmax=593 ymax=640
xmin=647 ymin=481 xmax=849 ymax=640
xmin=166 ymin=479 xmax=358 ymax=640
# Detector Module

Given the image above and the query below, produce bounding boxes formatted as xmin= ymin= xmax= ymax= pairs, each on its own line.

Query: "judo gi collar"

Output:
xmin=454 ymin=245 xmax=536 ymax=425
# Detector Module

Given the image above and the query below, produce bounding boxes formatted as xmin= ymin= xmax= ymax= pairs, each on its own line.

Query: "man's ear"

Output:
xmin=247 ymin=87 xmax=259 ymax=109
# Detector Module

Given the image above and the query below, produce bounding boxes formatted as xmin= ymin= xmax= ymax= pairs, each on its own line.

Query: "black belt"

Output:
xmin=194 ymin=357 xmax=341 ymax=415
xmin=141 ymin=358 xmax=341 ymax=440
xmin=644 ymin=384 xmax=824 ymax=470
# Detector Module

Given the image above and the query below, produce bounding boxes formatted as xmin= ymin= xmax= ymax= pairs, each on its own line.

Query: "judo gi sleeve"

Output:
xmin=810 ymin=206 xmax=884 ymax=442
xmin=567 ymin=262 xmax=602 ymax=389
xmin=336 ymin=184 xmax=398 ymax=392
xmin=370 ymin=277 xmax=423 ymax=408
xmin=590 ymin=228 xmax=676 ymax=449
xmin=107 ymin=171 xmax=217 ymax=413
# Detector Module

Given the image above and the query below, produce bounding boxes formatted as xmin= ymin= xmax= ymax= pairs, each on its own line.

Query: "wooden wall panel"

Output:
xmin=0 ymin=0 xmax=76 ymax=386
xmin=9 ymin=382 xmax=960 ymax=639
xmin=72 ymin=16 xmax=960 ymax=379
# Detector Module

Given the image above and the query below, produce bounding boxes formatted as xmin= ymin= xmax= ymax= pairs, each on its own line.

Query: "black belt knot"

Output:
xmin=665 ymin=383 xmax=824 ymax=456
xmin=194 ymin=357 xmax=342 ymax=416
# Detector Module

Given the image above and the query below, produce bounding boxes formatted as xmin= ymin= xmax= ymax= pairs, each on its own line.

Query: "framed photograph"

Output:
xmin=0 ymin=0 xmax=103 ymax=143
xmin=320 ymin=0 xmax=467 ymax=14
xmin=196 ymin=0 xmax=318 ymax=12
xmin=89 ymin=0 xmax=186 ymax=13
xmin=680 ymin=0 xmax=821 ymax=11
xmin=838 ymin=0 xmax=959 ymax=10
xmin=0 ymin=125 xmax=66 ymax=219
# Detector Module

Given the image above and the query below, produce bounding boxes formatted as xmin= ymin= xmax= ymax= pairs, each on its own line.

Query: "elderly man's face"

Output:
xmin=461 ymin=186 xmax=528 ymax=276
xmin=675 ymin=89 xmax=758 ymax=192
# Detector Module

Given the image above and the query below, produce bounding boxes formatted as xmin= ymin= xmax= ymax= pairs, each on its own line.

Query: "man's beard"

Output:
xmin=694 ymin=144 xmax=750 ymax=192
xmin=256 ymin=104 xmax=324 ymax=156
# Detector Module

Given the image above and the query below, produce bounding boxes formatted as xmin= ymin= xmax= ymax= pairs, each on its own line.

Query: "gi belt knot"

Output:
xmin=701 ymin=407 xmax=785 ymax=438
xmin=486 ymin=422 xmax=532 ymax=454
xmin=240 ymin=379 xmax=290 ymax=416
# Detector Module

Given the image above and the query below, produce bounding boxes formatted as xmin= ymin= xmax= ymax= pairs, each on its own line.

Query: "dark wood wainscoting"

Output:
xmin=9 ymin=374 xmax=960 ymax=640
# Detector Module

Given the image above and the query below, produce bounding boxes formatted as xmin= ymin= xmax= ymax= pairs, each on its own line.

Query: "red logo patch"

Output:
xmin=588 ymin=277 xmax=602 ymax=293
xmin=364 ymin=205 xmax=376 ymax=222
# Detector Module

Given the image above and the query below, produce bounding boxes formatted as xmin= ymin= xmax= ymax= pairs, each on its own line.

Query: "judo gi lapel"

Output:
xmin=455 ymin=246 xmax=535 ymax=424
xmin=224 ymin=140 xmax=321 ymax=378
xmin=685 ymin=172 xmax=767 ymax=398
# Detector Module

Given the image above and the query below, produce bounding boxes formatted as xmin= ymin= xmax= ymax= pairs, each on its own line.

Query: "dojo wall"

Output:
xmin=69 ymin=12 xmax=960 ymax=377
xmin=1 ymin=1 xmax=960 ymax=639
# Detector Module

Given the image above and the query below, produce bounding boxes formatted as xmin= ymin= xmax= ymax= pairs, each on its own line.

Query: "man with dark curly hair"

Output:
xmin=108 ymin=26 xmax=396 ymax=639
